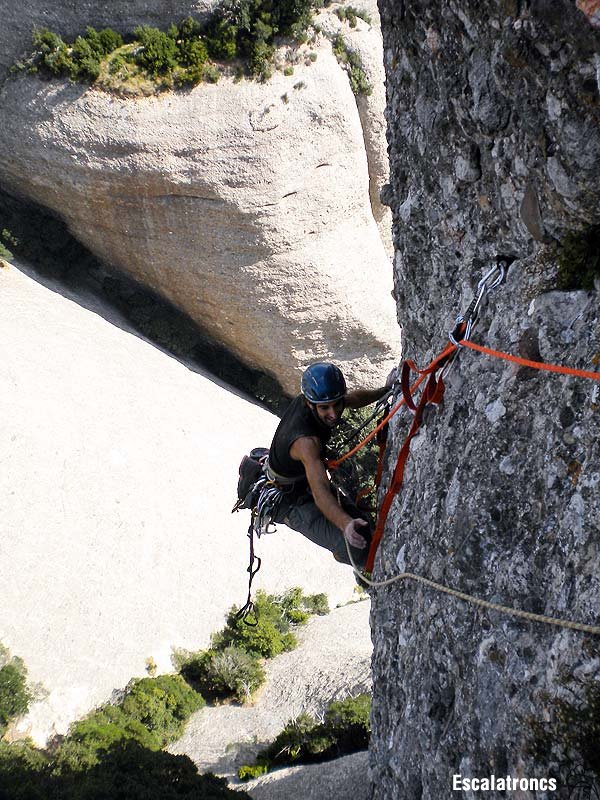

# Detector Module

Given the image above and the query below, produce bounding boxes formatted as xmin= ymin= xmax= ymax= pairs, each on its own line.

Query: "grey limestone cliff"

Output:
xmin=370 ymin=1 xmax=600 ymax=798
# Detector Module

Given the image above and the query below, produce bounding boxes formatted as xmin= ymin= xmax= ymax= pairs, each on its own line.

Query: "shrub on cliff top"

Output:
xmin=31 ymin=26 xmax=123 ymax=82
xmin=27 ymin=0 xmax=317 ymax=90
xmin=176 ymin=587 xmax=328 ymax=703
xmin=180 ymin=646 xmax=266 ymax=704
xmin=0 ymin=653 xmax=32 ymax=735
xmin=213 ymin=587 xmax=327 ymax=658
xmin=0 ymin=739 xmax=252 ymax=799
xmin=133 ymin=26 xmax=179 ymax=76
xmin=331 ymin=32 xmax=372 ymax=96
xmin=238 ymin=693 xmax=372 ymax=779
xmin=54 ymin=674 xmax=205 ymax=774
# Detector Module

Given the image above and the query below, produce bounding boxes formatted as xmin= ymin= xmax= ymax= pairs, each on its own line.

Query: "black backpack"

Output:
xmin=233 ymin=447 xmax=269 ymax=511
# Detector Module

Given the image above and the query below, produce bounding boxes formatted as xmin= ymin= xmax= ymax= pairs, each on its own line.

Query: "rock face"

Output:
xmin=0 ymin=5 xmax=397 ymax=395
xmin=370 ymin=2 xmax=600 ymax=798
xmin=315 ymin=0 xmax=393 ymax=254
xmin=244 ymin=751 xmax=369 ymax=800
xmin=0 ymin=259 xmax=361 ymax=746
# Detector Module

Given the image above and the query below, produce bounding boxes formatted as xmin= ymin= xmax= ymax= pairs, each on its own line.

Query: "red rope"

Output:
xmin=460 ymin=340 xmax=600 ymax=381
xmin=364 ymin=334 xmax=600 ymax=573
xmin=364 ymin=342 xmax=458 ymax=572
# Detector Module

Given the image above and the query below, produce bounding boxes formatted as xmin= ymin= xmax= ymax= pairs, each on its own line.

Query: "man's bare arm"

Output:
xmin=345 ymin=366 xmax=398 ymax=409
xmin=290 ymin=437 xmax=352 ymax=530
xmin=289 ymin=437 xmax=368 ymax=548
xmin=345 ymin=386 xmax=388 ymax=409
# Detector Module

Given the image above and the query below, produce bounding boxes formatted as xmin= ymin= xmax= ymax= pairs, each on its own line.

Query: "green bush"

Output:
xmin=331 ymin=33 xmax=372 ymax=96
xmin=206 ymin=0 xmax=314 ymax=72
xmin=248 ymin=40 xmax=275 ymax=80
xmin=178 ymin=37 xmax=209 ymax=69
xmin=205 ymin=18 xmax=238 ymax=60
xmin=25 ymin=0 xmax=317 ymax=91
xmin=272 ymin=0 xmax=314 ymax=37
xmin=108 ymin=52 xmax=128 ymax=75
xmin=215 ymin=596 xmax=297 ymax=659
xmin=133 ymin=25 xmax=178 ymax=75
xmin=0 ymin=740 xmax=252 ymax=799
xmin=327 ymin=403 xmax=382 ymax=514
xmin=180 ymin=646 xmax=266 ymax=703
xmin=70 ymin=38 xmax=101 ymax=81
xmin=202 ymin=64 xmax=222 ymax=84
xmin=54 ymin=674 xmax=204 ymax=775
xmin=323 ymin=693 xmax=371 ymax=751
xmin=265 ymin=713 xmax=335 ymax=765
xmin=84 ymin=26 xmax=124 ymax=57
xmin=214 ymin=588 xmax=327 ymax=658
xmin=178 ymin=16 xmax=203 ymax=40
xmin=30 ymin=25 xmax=123 ymax=81
xmin=0 ymin=649 xmax=247 ymax=800
xmin=31 ymin=27 xmax=74 ymax=77
xmin=302 ymin=592 xmax=329 ymax=616
xmin=238 ymin=693 xmax=371 ymax=779
xmin=121 ymin=674 xmax=205 ymax=744
xmin=54 ymin=705 xmax=160 ymax=773
xmin=0 ymin=242 xmax=14 ymax=261
xmin=238 ymin=762 xmax=268 ymax=780
xmin=0 ymin=739 xmax=50 ymax=772
xmin=335 ymin=6 xmax=372 ymax=27
xmin=0 ymin=660 xmax=32 ymax=734
xmin=280 ymin=587 xmax=329 ymax=617
xmin=176 ymin=587 xmax=327 ymax=705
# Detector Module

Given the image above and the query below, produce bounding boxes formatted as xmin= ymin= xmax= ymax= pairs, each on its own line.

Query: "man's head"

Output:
xmin=300 ymin=362 xmax=347 ymax=428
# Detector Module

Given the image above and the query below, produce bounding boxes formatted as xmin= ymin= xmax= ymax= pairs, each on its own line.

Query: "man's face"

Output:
xmin=313 ymin=399 xmax=344 ymax=428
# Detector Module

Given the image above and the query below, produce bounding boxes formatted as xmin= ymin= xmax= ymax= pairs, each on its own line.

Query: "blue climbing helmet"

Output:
xmin=301 ymin=362 xmax=347 ymax=404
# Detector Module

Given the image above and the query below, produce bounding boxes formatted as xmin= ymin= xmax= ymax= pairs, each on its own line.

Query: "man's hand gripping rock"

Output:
xmin=344 ymin=518 xmax=369 ymax=549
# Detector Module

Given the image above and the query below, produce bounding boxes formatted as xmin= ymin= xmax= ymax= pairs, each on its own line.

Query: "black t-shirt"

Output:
xmin=269 ymin=395 xmax=332 ymax=483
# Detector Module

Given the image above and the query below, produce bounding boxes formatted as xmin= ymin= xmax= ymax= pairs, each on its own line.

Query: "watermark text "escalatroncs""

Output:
xmin=453 ymin=774 xmax=557 ymax=792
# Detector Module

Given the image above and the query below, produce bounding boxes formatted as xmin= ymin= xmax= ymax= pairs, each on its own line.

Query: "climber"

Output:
xmin=267 ymin=362 xmax=396 ymax=568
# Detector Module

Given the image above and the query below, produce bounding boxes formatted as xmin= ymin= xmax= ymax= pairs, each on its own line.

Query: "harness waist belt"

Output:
xmin=265 ymin=458 xmax=305 ymax=486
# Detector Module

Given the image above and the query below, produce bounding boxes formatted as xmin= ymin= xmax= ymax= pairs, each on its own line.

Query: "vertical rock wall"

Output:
xmin=371 ymin=1 xmax=600 ymax=797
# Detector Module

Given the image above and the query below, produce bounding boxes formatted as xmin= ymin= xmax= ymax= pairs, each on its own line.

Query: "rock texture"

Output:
xmin=244 ymin=752 xmax=369 ymax=800
xmin=0 ymin=6 xmax=397 ymax=395
xmin=315 ymin=0 xmax=393 ymax=253
xmin=0 ymin=259 xmax=361 ymax=746
xmin=370 ymin=1 xmax=600 ymax=798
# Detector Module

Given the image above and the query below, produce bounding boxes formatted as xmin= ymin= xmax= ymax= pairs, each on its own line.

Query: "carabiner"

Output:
xmin=449 ymin=260 xmax=506 ymax=345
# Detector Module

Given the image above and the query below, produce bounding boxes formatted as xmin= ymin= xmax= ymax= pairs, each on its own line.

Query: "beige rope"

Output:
xmin=346 ymin=539 xmax=600 ymax=635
